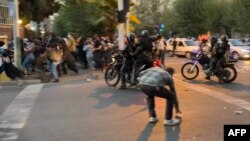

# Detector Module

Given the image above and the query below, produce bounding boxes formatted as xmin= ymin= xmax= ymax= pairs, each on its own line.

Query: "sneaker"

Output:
xmin=164 ymin=118 xmax=181 ymax=126
xmin=149 ymin=117 xmax=158 ymax=123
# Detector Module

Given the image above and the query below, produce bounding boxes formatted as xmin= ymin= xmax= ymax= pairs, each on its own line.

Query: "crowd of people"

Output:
xmin=0 ymin=33 xmax=116 ymax=83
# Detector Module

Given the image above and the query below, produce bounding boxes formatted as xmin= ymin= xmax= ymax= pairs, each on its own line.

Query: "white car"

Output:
xmin=166 ymin=38 xmax=200 ymax=58
xmin=228 ymin=39 xmax=250 ymax=59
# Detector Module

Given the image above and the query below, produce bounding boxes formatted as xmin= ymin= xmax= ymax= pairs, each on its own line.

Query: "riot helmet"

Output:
xmin=127 ymin=33 xmax=135 ymax=44
xmin=141 ymin=30 xmax=149 ymax=37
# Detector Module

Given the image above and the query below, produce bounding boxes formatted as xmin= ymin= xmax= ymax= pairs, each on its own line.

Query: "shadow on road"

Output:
xmin=186 ymin=79 xmax=250 ymax=93
xmin=165 ymin=126 xmax=181 ymax=141
xmin=136 ymin=123 xmax=156 ymax=141
xmin=90 ymin=86 xmax=145 ymax=109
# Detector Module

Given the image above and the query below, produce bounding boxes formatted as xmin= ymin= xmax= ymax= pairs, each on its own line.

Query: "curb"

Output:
xmin=0 ymin=79 xmax=41 ymax=86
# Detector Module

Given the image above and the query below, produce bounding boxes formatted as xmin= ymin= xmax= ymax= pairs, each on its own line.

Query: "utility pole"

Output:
xmin=13 ymin=0 xmax=21 ymax=69
xmin=126 ymin=12 xmax=130 ymax=36
xmin=118 ymin=0 xmax=125 ymax=50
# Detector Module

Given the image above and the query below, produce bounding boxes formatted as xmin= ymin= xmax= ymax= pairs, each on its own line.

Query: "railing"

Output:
xmin=0 ymin=4 xmax=13 ymax=24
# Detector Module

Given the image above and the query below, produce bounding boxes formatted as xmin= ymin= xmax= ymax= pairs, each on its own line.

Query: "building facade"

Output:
xmin=0 ymin=0 xmax=24 ymax=41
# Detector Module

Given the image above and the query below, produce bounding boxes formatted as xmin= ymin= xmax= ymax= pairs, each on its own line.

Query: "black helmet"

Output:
xmin=127 ymin=33 xmax=135 ymax=44
xmin=210 ymin=36 xmax=218 ymax=44
xmin=210 ymin=36 xmax=218 ymax=48
xmin=141 ymin=30 xmax=149 ymax=36
xmin=220 ymin=35 xmax=228 ymax=42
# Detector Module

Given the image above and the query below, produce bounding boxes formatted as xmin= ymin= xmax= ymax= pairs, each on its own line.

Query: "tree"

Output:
xmin=172 ymin=0 xmax=208 ymax=37
xmin=204 ymin=0 xmax=236 ymax=37
xmin=19 ymin=0 xmax=60 ymax=25
xmin=53 ymin=0 xmax=118 ymax=38
xmin=135 ymin=0 xmax=164 ymax=32
xmin=233 ymin=0 xmax=250 ymax=34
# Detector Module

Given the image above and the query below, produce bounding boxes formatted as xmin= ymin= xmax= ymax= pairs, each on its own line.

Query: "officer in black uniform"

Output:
xmin=130 ymin=30 xmax=161 ymax=86
xmin=119 ymin=33 xmax=136 ymax=89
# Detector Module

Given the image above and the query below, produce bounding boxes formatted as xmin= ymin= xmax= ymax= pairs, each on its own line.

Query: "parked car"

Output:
xmin=166 ymin=38 xmax=200 ymax=58
xmin=228 ymin=39 xmax=250 ymax=59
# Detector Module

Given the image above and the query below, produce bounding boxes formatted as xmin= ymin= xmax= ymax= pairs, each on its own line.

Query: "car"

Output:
xmin=166 ymin=38 xmax=200 ymax=58
xmin=228 ymin=39 xmax=250 ymax=59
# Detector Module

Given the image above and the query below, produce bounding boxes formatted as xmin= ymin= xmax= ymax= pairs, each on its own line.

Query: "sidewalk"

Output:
xmin=0 ymin=72 xmax=42 ymax=86
xmin=0 ymin=68 xmax=101 ymax=86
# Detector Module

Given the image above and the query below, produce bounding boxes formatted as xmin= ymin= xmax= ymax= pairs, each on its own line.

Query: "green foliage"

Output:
xmin=173 ymin=0 xmax=208 ymax=37
xmin=53 ymin=0 xmax=118 ymax=37
xmin=233 ymin=0 xmax=250 ymax=33
xmin=19 ymin=0 xmax=60 ymax=24
xmin=136 ymin=0 xmax=163 ymax=27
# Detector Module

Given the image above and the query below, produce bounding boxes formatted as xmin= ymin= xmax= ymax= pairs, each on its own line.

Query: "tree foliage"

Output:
xmin=172 ymin=0 xmax=208 ymax=37
xmin=53 ymin=0 xmax=118 ymax=38
xmin=136 ymin=0 xmax=163 ymax=27
xmin=233 ymin=0 xmax=250 ymax=33
xmin=19 ymin=0 xmax=60 ymax=25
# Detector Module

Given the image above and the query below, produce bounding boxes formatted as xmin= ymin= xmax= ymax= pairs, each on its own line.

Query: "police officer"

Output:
xmin=119 ymin=33 xmax=136 ymax=89
xmin=130 ymin=30 xmax=161 ymax=86
xmin=205 ymin=35 xmax=229 ymax=81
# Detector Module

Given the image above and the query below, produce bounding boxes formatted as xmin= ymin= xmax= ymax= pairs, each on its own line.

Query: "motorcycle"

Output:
xmin=181 ymin=50 xmax=237 ymax=83
xmin=104 ymin=50 xmax=153 ymax=87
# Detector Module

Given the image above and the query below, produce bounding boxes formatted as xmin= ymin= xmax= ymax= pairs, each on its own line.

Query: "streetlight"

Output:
xmin=18 ymin=19 xmax=22 ymax=24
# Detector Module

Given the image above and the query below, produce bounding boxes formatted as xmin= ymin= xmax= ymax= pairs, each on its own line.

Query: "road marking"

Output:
xmin=0 ymin=84 xmax=44 ymax=141
xmin=175 ymin=79 xmax=250 ymax=111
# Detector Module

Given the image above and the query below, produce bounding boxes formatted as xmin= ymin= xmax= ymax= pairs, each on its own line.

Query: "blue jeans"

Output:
xmin=51 ymin=61 xmax=60 ymax=80
xmin=22 ymin=53 xmax=35 ymax=74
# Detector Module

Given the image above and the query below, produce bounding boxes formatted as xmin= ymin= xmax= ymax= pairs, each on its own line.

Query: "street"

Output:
xmin=0 ymin=56 xmax=250 ymax=141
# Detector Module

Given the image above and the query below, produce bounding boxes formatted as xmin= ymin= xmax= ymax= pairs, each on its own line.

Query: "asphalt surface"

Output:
xmin=0 ymin=57 xmax=249 ymax=141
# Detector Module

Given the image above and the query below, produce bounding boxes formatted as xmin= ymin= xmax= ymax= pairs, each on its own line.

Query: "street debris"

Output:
xmin=86 ymin=78 xmax=92 ymax=82
xmin=234 ymin=108 xmax=243 ymax=115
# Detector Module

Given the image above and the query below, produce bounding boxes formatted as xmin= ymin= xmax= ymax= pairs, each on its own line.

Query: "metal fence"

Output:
xmin=0 ymin=4 xmax=13 ymax=24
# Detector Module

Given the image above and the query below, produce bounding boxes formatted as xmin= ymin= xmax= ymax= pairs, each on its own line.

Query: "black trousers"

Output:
xmin=140 ymin=84 xmax=174 ymax=120
xmin=93 ymin=52 xmax=103 ymax=69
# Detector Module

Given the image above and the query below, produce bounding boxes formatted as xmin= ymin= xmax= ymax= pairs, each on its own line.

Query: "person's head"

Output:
xmin=141 ymin=30 xmax=149 ymax=37
xmin=94 ymin=34 xmax=99 ymax=40
xmin=201 ymin=39 xmax=208 ymax=43
xmin=165 ymin=67 xmax=175 ymax=76
xmin=0 ymin=41 xmax=5 ymax=47
xmin=220 ymin=35 xmax=228 ymax=42
xmin=68 ymin=32 xmax=73 ymax=38
xmin=127 ymin=33 xmax=135 ymax=44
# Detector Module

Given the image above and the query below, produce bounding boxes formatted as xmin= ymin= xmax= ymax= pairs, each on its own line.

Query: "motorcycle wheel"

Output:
xmin=181 ymin=62 xmax=199 ymax=80
xmin=104 ymin=65 xmax=120 ymax=87
xmin=221 ymin=66 xmax=237 ymax=83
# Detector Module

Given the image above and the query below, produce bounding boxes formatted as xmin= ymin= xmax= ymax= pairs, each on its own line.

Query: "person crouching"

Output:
xmin=139 ymin=66 xmax=181 ymax=126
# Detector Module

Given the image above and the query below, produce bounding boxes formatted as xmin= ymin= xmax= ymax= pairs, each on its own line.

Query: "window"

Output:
xmin=178 ymin=41 xmax=184 ymax=46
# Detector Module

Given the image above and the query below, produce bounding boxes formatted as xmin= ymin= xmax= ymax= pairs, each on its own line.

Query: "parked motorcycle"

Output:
xmin=181 ymin=50 xmax=237 ymax=83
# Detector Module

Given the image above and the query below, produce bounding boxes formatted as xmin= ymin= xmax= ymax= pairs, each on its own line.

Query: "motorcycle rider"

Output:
xmin=130 ymin=30 xmax=161 ymax=86
xmin=205 ymin=35 xmax=229 ymax=81
xmin=204 ymin=36 xmax=218 ymax=80
xmin=119 ymin=33 xmax=136 ymax=89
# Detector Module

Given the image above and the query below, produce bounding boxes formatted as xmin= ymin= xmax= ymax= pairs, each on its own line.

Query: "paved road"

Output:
xmin=0 ymin=57 xmax=249 ymax=141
